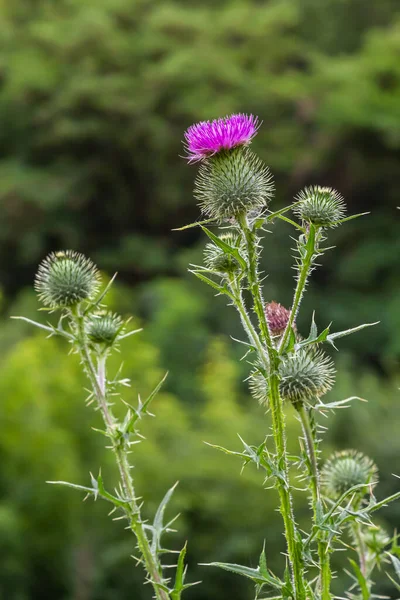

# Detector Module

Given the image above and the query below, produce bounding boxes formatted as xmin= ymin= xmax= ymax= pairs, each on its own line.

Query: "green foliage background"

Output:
xmin=0 ymin=0 xmax=399 ymax=598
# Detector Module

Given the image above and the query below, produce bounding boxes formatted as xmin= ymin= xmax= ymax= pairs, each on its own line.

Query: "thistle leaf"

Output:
xmin=172 ymin=217 xmax=217 ymax=231
xmin=348 ymin=559 xmax=370 ymax=600
xmin=189 ymin=270 xmax=229 ymax=294
xmin=201 ymin=560 xmax=282 ymax=590
xmin=326 ymin=322 xmax=379 ymax=347
xmin=150 ymin=482 xmax=179 ymax=556
xmin=200 ymin=226 xmax=247 ymax=270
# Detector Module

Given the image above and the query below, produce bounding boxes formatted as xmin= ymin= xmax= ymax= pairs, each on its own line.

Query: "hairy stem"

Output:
xmin=238 ymin=215 xmax=306 ymax=600
xmin=279 ymin=224 xmax=317 ymax=353
xmin=352 ymin=521 xmax=368 ymax=579
xmin=298 ymin=405 xmax=331 ymax=600
xmin=73 ymin=308 xmax=170 ymax=600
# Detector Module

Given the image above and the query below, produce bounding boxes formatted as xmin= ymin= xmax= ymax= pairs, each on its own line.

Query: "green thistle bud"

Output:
xmin=249 ymin=348 xmax=335 ymax=408
xmin=195 ymin=147 xmax=274 ymax=221
xmin=248 ymin=370 xmax=269 ymax=406
xmin=363 ymin=526 xmax=390 ymax=553
xmin=293 ymin=186 xmax=346 ymax=228
xmin=34 ymin=250 xmax=100 ymax=308
xmin=204 ymin=232 xmax=244 ymax=275
xmin=279 ymin=349 xmax=335 ymax=407
xmin=86 ymin=312 xmax=124 ymax=346
xmin=321 ymin=449 xmax=378 ymax=499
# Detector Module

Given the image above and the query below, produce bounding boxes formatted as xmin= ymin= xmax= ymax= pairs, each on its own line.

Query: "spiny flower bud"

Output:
xmin=204 ymin=232 xmax=244 ymax=275
xmin=321 ymin=449 xmax=378 ymax=499
xmin=279 ymin=349 xmax=335 ymax=407
xmin=194 ymin=147 xmax=274 ymax=221
xmin=265 ymin=301 xmax=292 ymax=336
xmin=249 ymin=348 xmax=335 ymax=408
xmin=86 ymin=312 xmax=124 ymax=347
xmin=293 ymin=186 xmax=346 ymax=228
xmin=34 ymin=250 xmax=100 ymax=308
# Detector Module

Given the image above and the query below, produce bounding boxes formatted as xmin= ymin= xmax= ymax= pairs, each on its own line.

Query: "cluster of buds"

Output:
xmin=34 ymin=250 xmax=126 ymax=351
xmin=249 ymin=301 xmax=335 ymax=409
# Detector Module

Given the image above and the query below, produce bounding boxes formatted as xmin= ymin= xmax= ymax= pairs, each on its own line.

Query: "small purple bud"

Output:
xmin=265 ymin=301 xmax=292 ymax=336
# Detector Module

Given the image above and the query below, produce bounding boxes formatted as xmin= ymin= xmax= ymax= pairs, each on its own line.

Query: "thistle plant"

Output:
xmin=179 ymin=113 xmax=400 ymax=599
xmin=16 ymin=251 xmax=196 ymax=600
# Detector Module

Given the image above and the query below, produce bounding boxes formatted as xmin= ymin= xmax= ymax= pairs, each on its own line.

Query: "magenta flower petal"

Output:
xmin=183 ymin=113 xmax=260 ymax=162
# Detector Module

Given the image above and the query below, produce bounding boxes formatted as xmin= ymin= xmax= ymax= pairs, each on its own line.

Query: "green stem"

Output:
xmin=297 ymin=405 xmax=320 ymax=505
xmin=297 ymin=405 xmax=331 ymax=600
xmin=352 ymin=521 xmax=368 ymax=579
xmin=74 ymin=309 xmax=170 ymax=600
xmin=238 ymin=215 xmax=306 ymax=600
xmin=229 ymin=277 xmax=267 ymax=363
xmin=279 ymin=225 xmax=317 ymax=353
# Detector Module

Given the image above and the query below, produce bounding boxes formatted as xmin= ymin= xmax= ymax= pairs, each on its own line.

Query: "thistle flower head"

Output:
xmin=279 ymin=348 xmax=335 ymax=408
xmin=87 ymin=312 xmax=124 ymax=347
xmin=249 ymin=348 xmax=335 ymax=408
xmin=265 ymin=301 xmax=292 ymax=336
xmin=184 ymin=114 xmax=260 ymax=163
xmin=321 ymin=449 xmax=378 ymax=499
xmin=195 ymin=147 xmax=274 ymax=221
xmin=204 ymin=232 xmax=244 ymax=275
xmin=293 ymin=186 xmax=346 ymax=228
xmin=34 ymin=250 xmax=100 ymax=308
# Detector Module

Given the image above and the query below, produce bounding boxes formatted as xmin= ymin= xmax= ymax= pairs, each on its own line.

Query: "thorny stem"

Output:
xmin=228 ymin=277 xmax=267 ymax=362
xmin=352 ymin=521 xmax=368 ymax=579
xmin=350 ymin=495 xmax=370 ymax=598
xmin=279 ymin=224 xmax=317 ymax=353
xmin=237 ymin=215 xmax=306 ymax=600
xmin=297 ymin=405 xmax=331 ymax=600
xmin=73 ymin=307 xmax=170 ymax=600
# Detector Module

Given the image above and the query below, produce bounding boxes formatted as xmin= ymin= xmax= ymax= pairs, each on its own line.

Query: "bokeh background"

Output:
xmin=1 ymin=0 xmax=400 ymax=598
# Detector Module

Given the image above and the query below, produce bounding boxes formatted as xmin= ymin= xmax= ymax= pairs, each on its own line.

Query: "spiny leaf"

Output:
xmin=123 ymin=372 xmax=168 ymax=434
xmin=326 ymin=322 xmax=379 ymax=347
xmin=200 ymin=561 xmax=282 ymax=588
xmin=189 ymin=270 xmax=228 ymax=294
xmin=47 ymin=478 xmax=128 ymax=508
xmin=331 ymin=211 xmax=370 ymax=226
xmin=348 ymin=559 xmax=370 ymax=600
xmin=172 ymin=217 xmax=217 ymax=231
xmin=170 ymin=543 xmax=200 ymax=599
xmin=85 ymin=272 xmax=118 ymax=313
xmin=171 ymin=543 xmax=188 ymax=599
xmin=389 ymin=553 xmax=400 ymax=580
xmin=150 ymin=482 xmax=179 ymax=556
xmin=200 ymin=226 xmax=247 ymax=270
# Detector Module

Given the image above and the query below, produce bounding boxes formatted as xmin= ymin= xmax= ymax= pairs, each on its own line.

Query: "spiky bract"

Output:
xmin=248 ymin=370 xmax=269 ymax=406
xmin=34 ymin=250 xmax=100 ymax=308
xmin=87 ymin=312 xmax=124 ymax=346
xmin=321 ymin=449 xmax=378 ymax=499
xmin=293 ymin=186 xmax=346 ymax=228
xmin=249 ymin=348 xmax=335 ymax=407
xmin=204 ymin=232 xmax=244 ymax=275
xmin=195 ymin=147 xmax=274 ymax=221
xmin=265 ymin=301 xmax=292 ymax=336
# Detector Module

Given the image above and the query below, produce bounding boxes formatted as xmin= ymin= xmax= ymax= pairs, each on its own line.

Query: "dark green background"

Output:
xmin=0 ymin=1 xmax=399 ymax=598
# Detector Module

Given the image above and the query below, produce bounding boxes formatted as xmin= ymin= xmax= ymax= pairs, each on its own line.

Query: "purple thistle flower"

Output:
xmin=184 ymin=113 xmax=260 ymax=162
